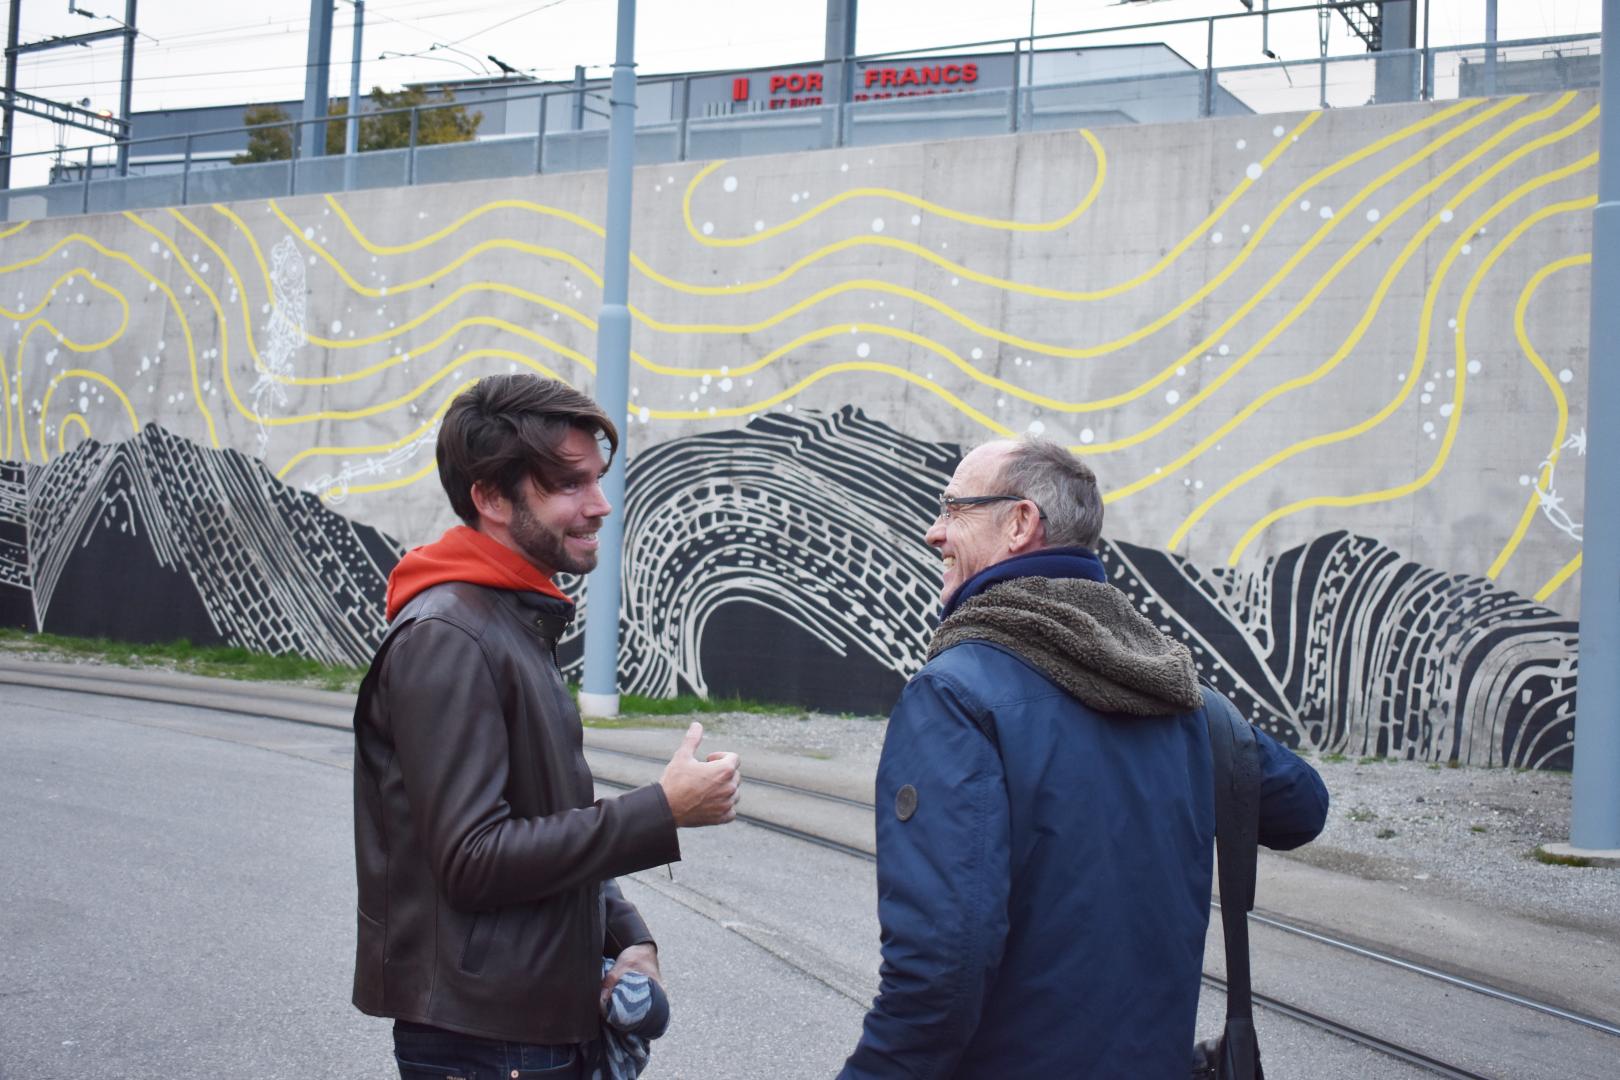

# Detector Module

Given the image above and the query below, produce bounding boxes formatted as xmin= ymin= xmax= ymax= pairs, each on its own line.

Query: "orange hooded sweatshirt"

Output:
xmin=384 ymin=525 xmax=571 ymax=621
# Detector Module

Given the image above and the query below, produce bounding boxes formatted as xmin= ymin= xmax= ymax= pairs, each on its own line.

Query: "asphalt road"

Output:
xmin=2 ymin=683 xmax=1441 ymax=1079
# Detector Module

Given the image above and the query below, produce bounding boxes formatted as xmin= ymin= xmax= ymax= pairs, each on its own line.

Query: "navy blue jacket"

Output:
xmin=839 ymin=640 xmax=1329 ymax=1079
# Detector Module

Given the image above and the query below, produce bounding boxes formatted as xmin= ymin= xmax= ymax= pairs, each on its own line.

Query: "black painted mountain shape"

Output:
xmin=1 ymin=425 xmax=402 ymax=666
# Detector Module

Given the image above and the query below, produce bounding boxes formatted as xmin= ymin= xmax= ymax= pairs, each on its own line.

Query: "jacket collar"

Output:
xmin=940 ymin=546 xmax=1106 ymax=622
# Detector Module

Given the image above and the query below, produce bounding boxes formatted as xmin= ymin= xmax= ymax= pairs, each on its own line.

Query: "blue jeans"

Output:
xmin=393 ymin=1020 xmax=589 ymax=1080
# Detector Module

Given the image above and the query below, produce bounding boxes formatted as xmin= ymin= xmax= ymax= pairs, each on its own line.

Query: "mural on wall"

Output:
xmin=0 ymin=90 xmax=1595 ymax=764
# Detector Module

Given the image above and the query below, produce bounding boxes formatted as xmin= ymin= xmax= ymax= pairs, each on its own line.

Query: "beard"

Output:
xmin=510 ymin=498 xmax=600 ymax=576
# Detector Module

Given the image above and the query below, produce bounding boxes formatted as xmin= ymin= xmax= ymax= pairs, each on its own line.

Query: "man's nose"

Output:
xmin=924 ymin=517 xmax=946 ymax=546
xmin=587 ymin=481 xmax=613 ymax=518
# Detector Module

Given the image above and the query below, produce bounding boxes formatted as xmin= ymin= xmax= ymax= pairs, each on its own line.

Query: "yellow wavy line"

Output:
xmin=682 ymin=129 xmax=1109 ymax=246
xmin=312 ymin=118 xmax=1350 ymax=311
xmin=1 ymin=268 xmax=130 ymax=459
xmin=1486 ymin=254 xmax=1587 ymax=579
xmin=337 ymin=458 xmax=439 ymax=499
xmin=1157 ymin=100 xmax=1591 ymax=536
xmin=1226 ymin=190 xmax=1597 ymax=565
xmin=1070 ymin=96 xmax=1533 ymax=455
xmin=277 ymin=359 xmax=566 ymax=479
xmin=297 ymin=354 xmax=1014 ymax=497
xmin=0 ymin=221 xmax=29 ymax=242
xmin=39 ymin=369 xmax=140 ymax=462
xmin=57 ymin=412 xmax=91 ymax=452
xmin=0 ymin=230 xmax=219 ymax=447
xmin=10 ymin=275 xmax=132 ymax=460
xmin=211 ymin=204 xmax=275 ymax=306
xmin=1534 ymin=552 xmax=1581 ymax=603
xmin=261 ymin=106 xmax=1455 ymax=399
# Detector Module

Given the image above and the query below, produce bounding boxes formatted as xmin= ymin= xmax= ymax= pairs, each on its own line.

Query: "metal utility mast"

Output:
xmin=2 ymin=0 xmax=140 ymax=187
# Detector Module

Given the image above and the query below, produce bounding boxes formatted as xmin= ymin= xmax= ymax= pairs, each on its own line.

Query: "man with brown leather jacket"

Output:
xmin=352 ymin=375 xmax=741 ymax=1079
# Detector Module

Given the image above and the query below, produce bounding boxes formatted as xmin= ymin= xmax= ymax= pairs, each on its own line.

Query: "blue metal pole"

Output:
xmin=1568 ymin=0 xmax=1620 ymax=853
xmin=580 ymin=0 xmax=637 ymax=718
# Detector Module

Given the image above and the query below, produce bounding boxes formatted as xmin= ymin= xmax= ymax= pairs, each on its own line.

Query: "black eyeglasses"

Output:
xmin=937 ymin=493 xmax=1046 ymax=520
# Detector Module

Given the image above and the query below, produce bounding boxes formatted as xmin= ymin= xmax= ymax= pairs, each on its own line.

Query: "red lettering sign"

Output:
xmin=732 ymin=77 xmax=750 ymax=101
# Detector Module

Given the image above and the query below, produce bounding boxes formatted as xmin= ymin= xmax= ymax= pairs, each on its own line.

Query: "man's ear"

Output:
xmin=1007 ymin=500 xmax=1046 ymax=554
xmin=469 ymin=480 xmax=512 ymax=529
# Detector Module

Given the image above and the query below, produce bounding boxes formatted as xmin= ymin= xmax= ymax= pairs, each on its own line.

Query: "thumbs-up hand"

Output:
xmin=659 ymin=721 xmax=742 ymax=827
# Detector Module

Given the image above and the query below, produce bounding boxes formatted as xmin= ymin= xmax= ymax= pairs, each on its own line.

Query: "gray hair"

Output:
xmin=994 ymin=438 xmax=1104 ymax=548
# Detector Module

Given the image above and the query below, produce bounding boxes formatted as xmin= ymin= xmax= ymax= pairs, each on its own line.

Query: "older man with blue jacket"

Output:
xmin=839 ymin=438 xmax=1329 ymax=1080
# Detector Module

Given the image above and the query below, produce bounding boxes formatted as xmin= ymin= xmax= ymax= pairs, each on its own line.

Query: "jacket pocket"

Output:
xmin=458 ymin=910 xmax=498 ymax=974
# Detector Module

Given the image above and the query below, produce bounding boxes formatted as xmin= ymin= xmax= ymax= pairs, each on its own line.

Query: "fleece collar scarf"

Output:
xmin=930 ymin=572 xmax=1203 ymax=718
xmin=939 ymin=546 xmax=1106 ymax=622
xmin=385 ymin=525 xmax=571 ymax=621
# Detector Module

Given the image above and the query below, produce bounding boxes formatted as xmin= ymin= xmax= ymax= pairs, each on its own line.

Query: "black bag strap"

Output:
xmin=1202 ymin=686 xmax=1261 ymax=1026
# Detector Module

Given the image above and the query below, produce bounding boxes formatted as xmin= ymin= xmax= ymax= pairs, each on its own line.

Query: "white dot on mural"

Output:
xmin=1176 ymin=366 xmax=1186 ymax=376
xmin=1273 ymin=125 xmax=1286 ymax=137
xmin=753 ymin=220 xmax=764 ymax=232
xmin=638 ymin=406 xmax=650 ymax=422
xmin=790 ymin=193 xmax=800 ymax=203
xmin=1421 ymin=393 xmax=1432 ymax=404
xmin=708 ymin=406 xmax=717 ymax=416
xmin=1319 ymin=206 xmax=1333 ymax=219
xmin=719 ymin=377 xmax=733 ymax=391
xmin=701 ymin=222 xmax=714 ymax=235
xmin=1027 ymin=420 xmax=1045 ymax=436
xmin=1424 ymin=381 xmax=1435 ymax=392
xmin=1423 ymin=421 xmax=1435 ymax=434
xmin=200 ymin=263 xmax=209 ymax=274
xmin=950 ymin=277 xmax=959 ymax=286
xmin=1299 ymin=199 xmax=1311 ymax=212
xmin=1165 ymin=390 xmax=1181 ymax=405
xmin=1211 ymin=232 xmax=1222 ymax=244
xmin=331 ymin=320 xmax=343 ymax=334
xmin=1559 ymin=369 xmax=1574 ymax=383
xmin=1194 ymin=480 xmax=1204 ymax=490
xmin=1440 ymin=403 xmax=1454 ymax=417
xmin=1461 ymin=244 xmax=1472 ymax=255
xmin=701 ymin=373 xmax=712 ymax=386
xmin=149 ymin=241 xmax=160 ymax=253
xmin=1446 ymin=368 xmax=1455 ymax=378
xmin=1447 ymin=318 xmax=1457 ymax=329
xmin=856 ymin=342 xmax=870 ymax=358
xmin=1467 ymin=361 xmax=1482 ymax=374
xmin=1236 ymin=138 xmax=1247 ymax=150
xmin=1519 ymin=475 xmax=1532 ymax=486
xmin=1367 ymin=208 xmax=1381 ymax=222
xmin=722 ymin=175 xmax=738 ymax=192
xmin=1241 ymin=224 xmax=1251 ymax=234
xmin=78 ymin=396 xmax=88 ymax=412
xmin=871 ymin=218 xmax=885 ymax=233
xmin=1217 ymin=344 xmax=1230 ymax=356
xmin=1440 ymin=208 xmax=1454 ymax=223
xmin=1246 ymin=163 xmax=1263 ymax=181
xmin=996 ymin=398 xmax=1005 ymax=408
xmin=840 ymin=163 xmax=849 ymax=172
xmin=785 ymin=403 xmax=794 ymax=412
xmin=688 ymin=391 xmax=699 ymax=403
xmin=970 ymin=347 xmax=983 ymax=360
xmin=303 ymin=227 xmax=314 ymax=240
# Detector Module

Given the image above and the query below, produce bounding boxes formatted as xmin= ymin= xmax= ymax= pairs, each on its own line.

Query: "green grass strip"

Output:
xmin=1 ymin=628 xmax=810 ymax=715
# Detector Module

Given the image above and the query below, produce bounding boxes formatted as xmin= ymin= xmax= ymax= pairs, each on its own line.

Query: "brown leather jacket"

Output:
xmin=352 ymin=582 xmax=680 ymax=1043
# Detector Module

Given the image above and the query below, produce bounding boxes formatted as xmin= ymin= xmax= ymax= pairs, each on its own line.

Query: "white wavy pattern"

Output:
xmin=580 ymin=410 xmax=1578 ymax=768
xmin=1108 ymin=533 xmax=1579 ymax=768
xmin=563 ymin=408 xmax=953 ymax=699
xmin=16 ymin=425 xmax=400 ymax=665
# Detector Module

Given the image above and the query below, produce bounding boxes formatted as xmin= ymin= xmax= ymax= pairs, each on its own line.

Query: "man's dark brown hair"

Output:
xmin=437 ymin=375 xmax=619 ymax=525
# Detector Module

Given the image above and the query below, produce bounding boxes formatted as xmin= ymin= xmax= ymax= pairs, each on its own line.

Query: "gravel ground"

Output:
xmin=687 ymin=710 xmax=1620 ymax=937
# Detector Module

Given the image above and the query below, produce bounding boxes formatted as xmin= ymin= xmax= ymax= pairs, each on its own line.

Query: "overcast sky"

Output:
xmin=2 ymin=0 xmax=1604 ymax=186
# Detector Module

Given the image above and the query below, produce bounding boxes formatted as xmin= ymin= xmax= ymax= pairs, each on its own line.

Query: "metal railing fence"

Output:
xmin=0 ymin=24 xmax=1600 ymax=223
